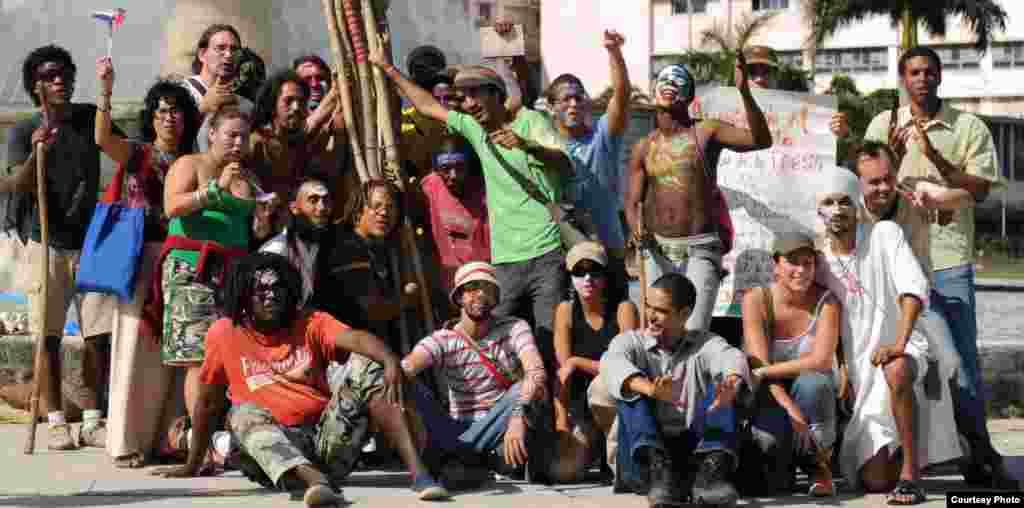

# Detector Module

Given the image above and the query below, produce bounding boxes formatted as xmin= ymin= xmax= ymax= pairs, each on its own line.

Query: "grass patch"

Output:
xmin=977 ymin=252 xmax=1024 ymax=280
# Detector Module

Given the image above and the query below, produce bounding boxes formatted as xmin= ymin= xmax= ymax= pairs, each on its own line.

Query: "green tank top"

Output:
xmin=167 ymin=205 xmax=253 ymax=267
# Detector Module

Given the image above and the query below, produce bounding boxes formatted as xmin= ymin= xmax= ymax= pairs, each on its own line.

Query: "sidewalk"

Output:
xmin=1 ymin=420 xmax=1022 ymax=507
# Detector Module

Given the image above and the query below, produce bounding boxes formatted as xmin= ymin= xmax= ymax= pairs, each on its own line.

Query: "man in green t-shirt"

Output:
xmin=371 ymin=55 xmax=572 ymax=371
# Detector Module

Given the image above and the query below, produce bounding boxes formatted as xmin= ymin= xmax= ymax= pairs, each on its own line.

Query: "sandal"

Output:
xmin=887 ymin=480 xmax=926 ymax=505
xmin=113 ymin=452 xmax=146 ymax=469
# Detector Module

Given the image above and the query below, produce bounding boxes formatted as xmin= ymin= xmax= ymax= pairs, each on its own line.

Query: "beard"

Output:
xmin=464 ymin=302 xmax=495 ymax=323
xmin=290 ymin=213 xmax=329 ymax=244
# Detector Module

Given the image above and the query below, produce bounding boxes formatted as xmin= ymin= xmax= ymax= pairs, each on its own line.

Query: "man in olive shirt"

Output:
xmin=863 ymin=46 xmax=1014 ymax=489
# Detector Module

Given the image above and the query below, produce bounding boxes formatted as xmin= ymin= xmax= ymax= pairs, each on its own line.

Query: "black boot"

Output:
xmin=648 ymin=448 xmax=688 ymax=508
xmin=961 ymin=438 xmax=1021 ymax=491
xmin=692 ymin=451 xmax=739 ymax=507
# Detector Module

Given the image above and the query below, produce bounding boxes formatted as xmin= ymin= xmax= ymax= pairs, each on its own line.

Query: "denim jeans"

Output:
xmin=750 ymin=372 xmax=837 ymax=456
xmin=930 ymin=264 xmax=991 ymax=446
xmin=412 ymin=380 xmax=554 ymax=459
xmin=615 ymin=396 xmax=699 ymax=488
xmin=493 ymin=247 xmax=565 ymax=368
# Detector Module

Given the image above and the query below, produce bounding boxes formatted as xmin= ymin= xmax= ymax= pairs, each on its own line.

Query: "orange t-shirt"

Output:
xmin=200 ymin=311 xmax=351 ymax=426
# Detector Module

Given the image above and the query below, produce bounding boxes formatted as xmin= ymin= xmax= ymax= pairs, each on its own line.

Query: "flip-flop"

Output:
xmin=887 ymin=479 xmax=926 ymax=505
xmin=113 ymin=452 xmax=146 ymax=469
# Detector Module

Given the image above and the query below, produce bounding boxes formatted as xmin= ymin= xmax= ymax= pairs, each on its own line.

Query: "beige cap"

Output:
xmin=744 ymin=45 xmax=778 ymax=67
xmin=450 ymin=261 xmax=500 ymax=306
xmin=772 ymin=231 xmax=816 ymax=257
xmin=566 ymin=241 xmax=608 ymax=271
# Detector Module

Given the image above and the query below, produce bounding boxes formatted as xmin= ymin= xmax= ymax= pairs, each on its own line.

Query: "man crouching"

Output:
xmin=153 ymin=252 xmax=448 ymax=504
xmin=602 ymin=273 xmax=750 ymax=507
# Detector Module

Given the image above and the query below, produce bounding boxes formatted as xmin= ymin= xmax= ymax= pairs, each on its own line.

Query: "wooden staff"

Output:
xmin=637 ymin=202 xmax=647 ymax=330
xmin=25 ymin=98 xmax=51 ymax=454
xmin=342 ymin=0 xmax=380 ymax=180
xmin=363 ymin=3 xmax=437 ymax=332
xmin=321 ymin=0 xmax=369 ymax=182
xmin=362 ymin=0 xmax=401 ymax=184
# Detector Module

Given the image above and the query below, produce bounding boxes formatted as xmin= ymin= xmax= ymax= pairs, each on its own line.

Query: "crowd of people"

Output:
xmin=2 ymin=20 xmax=1019 ymax=508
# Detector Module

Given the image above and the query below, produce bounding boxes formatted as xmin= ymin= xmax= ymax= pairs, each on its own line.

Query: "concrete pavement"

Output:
xmin=1 ymin=420 xmax=1023 ymax=507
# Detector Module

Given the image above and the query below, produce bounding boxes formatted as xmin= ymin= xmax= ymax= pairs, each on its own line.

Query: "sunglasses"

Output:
xmin=570 ymin=266 xmax=607 ymax=278
xmin=36 ymin=68 xmax=72 ymax=83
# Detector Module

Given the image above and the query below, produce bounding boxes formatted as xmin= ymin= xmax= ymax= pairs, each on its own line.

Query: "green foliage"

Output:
xmin=805 ymin=0 xmax=1009 ymax=52
xmin=824 ymin=74 xmax=898 ymax=165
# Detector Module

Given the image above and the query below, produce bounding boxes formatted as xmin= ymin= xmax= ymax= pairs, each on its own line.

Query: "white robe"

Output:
xmin=818 ymin=221 xmax=961 ymax=484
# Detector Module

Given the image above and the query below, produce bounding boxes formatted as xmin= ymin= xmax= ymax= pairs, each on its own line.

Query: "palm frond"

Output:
xmin=943 ymin=0 xmax=1009 ymax=52
xmin=700 ymin=10 xmax=778 ymax=53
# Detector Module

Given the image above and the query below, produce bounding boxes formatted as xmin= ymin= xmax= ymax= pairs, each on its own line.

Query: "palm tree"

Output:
xmin=803 ymin=0 xmax=1008 ymax=53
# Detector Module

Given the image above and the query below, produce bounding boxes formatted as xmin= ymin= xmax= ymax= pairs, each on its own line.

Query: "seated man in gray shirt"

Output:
xmin=601 ymin=273 xmax=749 ymax=508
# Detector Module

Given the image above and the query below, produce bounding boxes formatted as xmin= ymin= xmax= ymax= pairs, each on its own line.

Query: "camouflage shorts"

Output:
xmin=161 ymin=257 xmax=219 ymax=365
xmin=228 ymin=353 xmax=386 ymax=487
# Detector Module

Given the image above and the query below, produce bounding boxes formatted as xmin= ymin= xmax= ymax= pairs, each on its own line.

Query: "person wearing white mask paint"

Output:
xmin=813 ymin=167 xmax=960 ymax=505
xmin=551 ymin=241 xmax=638 ymax=482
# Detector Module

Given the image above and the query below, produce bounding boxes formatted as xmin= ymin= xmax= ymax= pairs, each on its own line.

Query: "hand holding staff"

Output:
xmin=25 ymin=83 xmax=52 ymax=454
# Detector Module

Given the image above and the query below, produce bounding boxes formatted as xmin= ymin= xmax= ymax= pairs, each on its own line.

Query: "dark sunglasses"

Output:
xmin=570 ymin=266 xmax=607 ymax=278
xmin=36 ymin=68 xmax=72 ymax=83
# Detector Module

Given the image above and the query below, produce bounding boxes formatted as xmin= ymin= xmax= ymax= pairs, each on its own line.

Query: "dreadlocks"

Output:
xmin=340 ymin=179 xmax=404 ymax=231
xmin=222 ymin=252 xmax=303 ymax=327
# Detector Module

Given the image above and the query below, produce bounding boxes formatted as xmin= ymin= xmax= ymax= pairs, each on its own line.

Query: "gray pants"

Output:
xmin=493 ymin=247 xmax=565 ymax=366
xmin=639 ymin=233 xmax=723 ymax=332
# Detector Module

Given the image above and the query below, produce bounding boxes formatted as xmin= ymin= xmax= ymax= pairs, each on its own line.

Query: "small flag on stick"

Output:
xmin=91 ymin=8 xmax=126 ymax=58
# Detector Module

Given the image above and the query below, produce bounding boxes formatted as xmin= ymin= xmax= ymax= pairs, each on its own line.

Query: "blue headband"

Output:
xmin=435 ymin=152 xmax=467 ymax=167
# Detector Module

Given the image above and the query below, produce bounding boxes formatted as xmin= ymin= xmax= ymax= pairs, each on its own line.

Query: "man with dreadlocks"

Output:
xmin=153 ymin=252 xmax=449 ymax=504
xmin=312 ymin=179 xmax=414 ymax=353
xmin=813 ymin=166 xmax=959 ymax=505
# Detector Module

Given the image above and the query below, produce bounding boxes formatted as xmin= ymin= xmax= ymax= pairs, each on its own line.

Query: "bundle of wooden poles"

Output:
xmin=320 ymin=0 xmax=435 ymax=353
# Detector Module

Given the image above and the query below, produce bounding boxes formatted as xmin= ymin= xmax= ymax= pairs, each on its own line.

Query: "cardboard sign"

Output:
xmin=481 ymin=24 xmax=526 ymax=59
xmin=689 ymin=86 xmax=838 ymax=317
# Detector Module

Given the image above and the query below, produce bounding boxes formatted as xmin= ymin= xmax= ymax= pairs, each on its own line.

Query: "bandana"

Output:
xmin=434 ymin=151 xmax=467 ymax=168
xmin=655 ymin=64 xmax=695 ymax=105
xmin=454 ymin=65 xmax=507 ymax=97
xmin=816 ymin=166 xmax=861 ymax=206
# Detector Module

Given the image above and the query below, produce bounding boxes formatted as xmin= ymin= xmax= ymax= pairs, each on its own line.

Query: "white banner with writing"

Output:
xmin=690 ymin=86 xmax=838 ymax=317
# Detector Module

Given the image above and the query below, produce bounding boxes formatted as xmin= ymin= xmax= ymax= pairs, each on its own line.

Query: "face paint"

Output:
xmin=572 ymin=273 xmax=606 ymax=298
xmin=655 ymin=65 xmax=694 ymax=106
xmin=555 ymin=83 xmax=588 ymax=128
xmin=251 ymin=268 xmax=288 ymax=329
xmin=434 ymin=151 xmax=467 ymax=168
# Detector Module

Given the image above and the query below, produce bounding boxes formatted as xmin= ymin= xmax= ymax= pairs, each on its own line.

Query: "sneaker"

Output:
xmin=78 ymin=421 xmax=107 ymax=448
xmin=692 ymin=451 xmax=739 ymax=507
xmin=412 ymin=473 xmax=450 ymax=501
xmin=303 ymin=483 xmax=343 ymax=507
xmin=808 ymin=447 xmax=835 ymax=497
xmin=48 ymin=423 xmax=78 ymax=451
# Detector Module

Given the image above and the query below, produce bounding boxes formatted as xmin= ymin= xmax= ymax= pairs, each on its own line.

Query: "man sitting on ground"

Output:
xmin=401 ymin=261 xmax=554 ymax=484
xmin=601 ymin=273 xmax=749 ymax=508
xmin=815 ymin=167 xmax=961 ymax=505
xmin=153 ymin=252 xmax=449 ymax=504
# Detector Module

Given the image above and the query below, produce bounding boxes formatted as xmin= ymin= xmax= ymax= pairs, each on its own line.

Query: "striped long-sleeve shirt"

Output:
xmin=402 ymin=317 xmax=546 ymax=421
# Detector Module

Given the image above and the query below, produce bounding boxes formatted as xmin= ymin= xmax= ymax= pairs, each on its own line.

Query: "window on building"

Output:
xmin=994 ymin=42 xmax=1024 ymax=69
xmin=933 ymin=44 xmax=981 ymax=70
xmin=777 ymin=50 xmax=803 ymax=68
xmin=478 ymin=2 xmax=493 ymax=24
xmin=753 ymin=0 xmax=789 ymax=10
xmin=814 ymin=47 xmax=887 ymax=74
xmin=671 ymin=0 xmax=708 ymax=15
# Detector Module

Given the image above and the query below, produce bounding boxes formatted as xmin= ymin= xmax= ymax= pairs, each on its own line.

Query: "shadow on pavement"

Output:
xmin=0 ymin=488 xmax=274 ymax=507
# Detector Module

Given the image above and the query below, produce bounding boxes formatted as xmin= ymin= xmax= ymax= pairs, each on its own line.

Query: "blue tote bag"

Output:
xmin=76 ymin=157 xmax=145 ymax=301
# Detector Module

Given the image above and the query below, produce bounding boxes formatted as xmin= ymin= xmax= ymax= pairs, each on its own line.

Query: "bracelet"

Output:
xmin=192 ymin=189 xmax=207 ymax=209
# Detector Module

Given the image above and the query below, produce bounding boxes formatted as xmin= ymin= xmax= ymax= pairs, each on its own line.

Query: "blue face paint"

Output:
xmin=555 ymin=82 xmax=588 ymax=128
xmin=434 ymin=151 xmax=467 ymax=168
xmin=655 ymin=65 xmax=695 ymax=105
